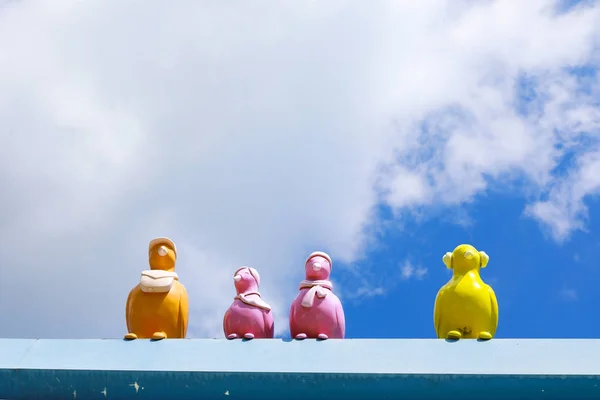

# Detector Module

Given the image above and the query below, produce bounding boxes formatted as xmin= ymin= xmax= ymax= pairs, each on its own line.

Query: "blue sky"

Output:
xmin=340 ymin=194 xmax=600 ymax=339
xmin=0 ymin=1 xmax=599 ymax=340
xmin=336 ymin=60 xmax=600 ymax=338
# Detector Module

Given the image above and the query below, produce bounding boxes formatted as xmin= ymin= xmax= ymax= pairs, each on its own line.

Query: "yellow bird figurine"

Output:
xmin=433 ymin=244 xmax=498 ymax=340
xmin=124 ymin=237 xmax=189 ymax=340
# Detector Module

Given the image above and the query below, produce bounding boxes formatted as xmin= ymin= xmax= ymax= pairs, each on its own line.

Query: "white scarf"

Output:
xmin=298 ymin=280 xmax=333 ymax=308
xmin=235 ymin=291 xmax=272 ymax=311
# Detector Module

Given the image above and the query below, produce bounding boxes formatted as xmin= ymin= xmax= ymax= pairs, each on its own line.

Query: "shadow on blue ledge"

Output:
xmin=0 ymin=338 xmax=599 ymax=399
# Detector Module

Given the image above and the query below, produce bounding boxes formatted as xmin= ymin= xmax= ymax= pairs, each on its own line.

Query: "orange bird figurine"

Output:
xmin=124 ymin=237 xmax=189 ymax=340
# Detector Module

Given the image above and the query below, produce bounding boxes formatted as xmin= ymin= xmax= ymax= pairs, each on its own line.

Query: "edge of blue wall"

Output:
xmin=1 ymin=338 xmax=599 ymax=400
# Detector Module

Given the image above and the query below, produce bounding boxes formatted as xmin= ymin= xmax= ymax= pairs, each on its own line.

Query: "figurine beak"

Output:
xmin=312 ymin=262 xmax=322 ymax=271
xmin=464 ymin=251 xmax=474 ymax=260
xmin=234 ymin=274 xmax=242 ymax=282
xmin=157 ymin=246 xmax=169 ymax=257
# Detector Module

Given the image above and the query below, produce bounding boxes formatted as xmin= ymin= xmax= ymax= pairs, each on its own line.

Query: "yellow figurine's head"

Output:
xmin=148 ymin=237 xmax=177 ymax=272
xmin=442 ymin=244 xmax=489 ymax=274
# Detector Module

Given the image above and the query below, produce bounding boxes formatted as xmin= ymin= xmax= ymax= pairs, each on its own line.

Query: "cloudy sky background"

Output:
xmin=0 ymin=0 xmax=599 ymax=339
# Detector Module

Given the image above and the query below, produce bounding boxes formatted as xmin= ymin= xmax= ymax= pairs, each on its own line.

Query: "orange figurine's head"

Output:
xmin=148 ymin=237 xmax=177 ymax=272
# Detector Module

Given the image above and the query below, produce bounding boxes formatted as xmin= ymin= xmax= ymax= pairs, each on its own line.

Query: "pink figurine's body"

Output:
xmin=223 ymin=266 xmax=274 ymax=339
xmin=289 ymin=251 xmax=345 ymax=340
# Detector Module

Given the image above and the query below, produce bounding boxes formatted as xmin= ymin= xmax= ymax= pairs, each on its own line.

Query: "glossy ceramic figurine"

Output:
xmin=124 ymin=237 xmax=189 ymax=340
xmin=223 ymin=266 xmax=274 ymax=339
xmin=289 ymin=251 xmax=345 ymax=339
xmin=433 ymin=244 xmax=498 ymax=340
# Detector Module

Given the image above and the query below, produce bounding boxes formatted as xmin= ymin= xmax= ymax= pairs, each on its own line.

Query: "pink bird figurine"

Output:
xmin=289 ymin=251 xmax=345 ymax=340
xmin=223 ymin=266 xmax=274 ymax=339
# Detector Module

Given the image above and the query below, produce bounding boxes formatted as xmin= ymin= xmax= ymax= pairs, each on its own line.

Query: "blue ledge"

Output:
xmin=1 ymin=338 xmax=599 ymax=400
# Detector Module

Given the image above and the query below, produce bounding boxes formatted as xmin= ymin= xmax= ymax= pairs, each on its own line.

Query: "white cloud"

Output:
xmin=526 ymin=150 xmax=600 ymax=241
xmin=559 ymin=288 xmax=578 ymax=301
xmin=354 ymin=286 xmax=387 ymax=299
xmin=400 ymin=261 xmax=428 ymax=281
xmin=0 ymin=0 xmax=599 ymax=338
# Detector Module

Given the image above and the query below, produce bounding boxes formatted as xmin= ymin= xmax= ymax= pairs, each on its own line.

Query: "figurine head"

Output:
xmin=304 ymin=251 xmax=332 ymax=280
xmin=442 ymin=244 xmax=489 ymax=274
xmin=233 ymin=266 xmax=260 ymax=293
xmin=148 ymin=237 xmax=177 ymax=272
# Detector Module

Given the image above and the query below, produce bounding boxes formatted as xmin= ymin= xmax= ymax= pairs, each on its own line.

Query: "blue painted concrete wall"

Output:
xmin=1 ymin=338 xmax=599 ymax=399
